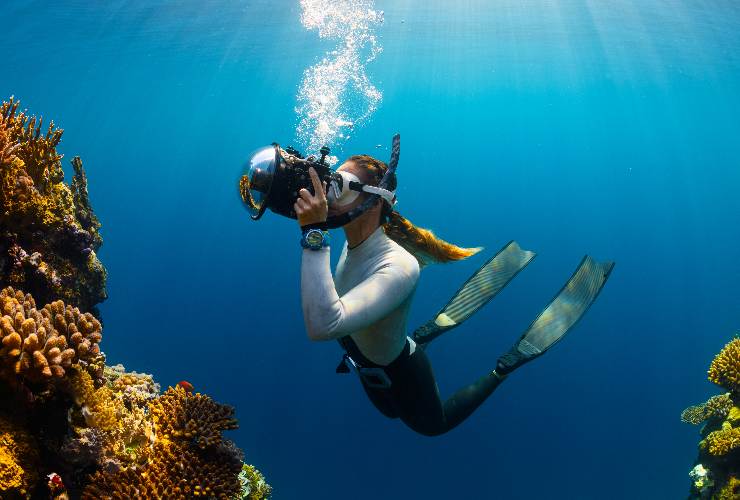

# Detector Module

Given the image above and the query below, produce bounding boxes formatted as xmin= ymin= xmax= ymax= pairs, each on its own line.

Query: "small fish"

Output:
xmin=177 ymin=380 xmax=194 ymax=392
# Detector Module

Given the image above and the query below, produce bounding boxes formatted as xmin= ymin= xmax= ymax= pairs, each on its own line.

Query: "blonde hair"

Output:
xmin=347 ymin=155 xmax=481 ymax=265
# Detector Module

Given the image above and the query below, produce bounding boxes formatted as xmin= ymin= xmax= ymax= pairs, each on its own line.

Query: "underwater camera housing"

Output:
xmin=239 ymin=143 xmax=336 ymax=221
xmin=239 ymin=134 xmax=400 ymax=229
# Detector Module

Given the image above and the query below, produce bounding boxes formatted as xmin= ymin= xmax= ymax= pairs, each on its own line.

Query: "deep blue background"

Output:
xmin=3 ymin=1 xmax=740 ymax=498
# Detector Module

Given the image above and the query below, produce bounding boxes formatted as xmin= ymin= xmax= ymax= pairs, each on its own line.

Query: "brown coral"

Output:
xmin=149 ymin=386 xmax=238 ymax=449
xmin=0 ymin=287 xmax=102 ymax=384
xmin=0 ymin=415 xmax=38 ymax=496
xmin=0 ymin=96 xmax=106 ymax=314
xmin=709 ymin=338 xmax=740 ymax=395
xmin=682 ymin=393 xmax=735 ymax=425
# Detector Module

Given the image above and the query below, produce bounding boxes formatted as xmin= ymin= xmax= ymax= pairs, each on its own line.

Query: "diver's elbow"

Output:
xmin=306 ymin=327 xmax=331 ymax=342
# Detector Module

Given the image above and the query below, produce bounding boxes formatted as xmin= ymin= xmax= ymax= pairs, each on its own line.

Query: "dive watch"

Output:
xmin=301 ymin=228 xmax=330 ymax=250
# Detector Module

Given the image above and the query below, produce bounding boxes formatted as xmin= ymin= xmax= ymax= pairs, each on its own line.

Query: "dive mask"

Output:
xmin=239 ymin=134 xmax=400 ymax=229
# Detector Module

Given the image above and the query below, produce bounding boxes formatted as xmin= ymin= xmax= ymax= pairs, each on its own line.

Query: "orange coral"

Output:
xmin=0 ymin=287 xmax=102 ymax=383
xmin=149 ymin=386 xmax=238 ymax=449
xmin=709 ymin=338 xmax=740 ymax=394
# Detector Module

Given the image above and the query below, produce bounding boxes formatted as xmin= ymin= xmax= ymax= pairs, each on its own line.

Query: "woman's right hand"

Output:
xmin=294 ymin=167 xmax=328 ymax=227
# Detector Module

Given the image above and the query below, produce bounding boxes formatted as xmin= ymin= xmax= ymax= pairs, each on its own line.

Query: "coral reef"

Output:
xmin=0 ymin=97 xmax=106 ymax=315
xmin=0 ymin=97 xmax=270 ymax=499
xmin=684 ymin=335 xmax=740 ymax=499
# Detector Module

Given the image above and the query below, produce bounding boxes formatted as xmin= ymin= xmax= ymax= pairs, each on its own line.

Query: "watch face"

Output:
xmin=306 ymin=230 xmax=324 ymax=247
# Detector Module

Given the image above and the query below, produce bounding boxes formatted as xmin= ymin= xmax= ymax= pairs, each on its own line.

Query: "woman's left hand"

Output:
xmin=295 ymin=167 xmax=328 ymax=227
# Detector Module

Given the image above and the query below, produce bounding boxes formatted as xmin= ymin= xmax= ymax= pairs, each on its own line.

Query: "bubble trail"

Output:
xmin=296 ymin=0 xmax=384 ymax=156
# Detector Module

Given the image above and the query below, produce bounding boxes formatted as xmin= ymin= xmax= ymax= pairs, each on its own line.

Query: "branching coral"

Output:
xmin=709 ymin=338 xmax=740 ymax=395
xmin=682 ymin=393 xmax=735 ymax=425
xmin=0 ymin=96 xmax=106 ymax=314
xmin=0 ymin=287 xmax=103 ymax=384
xmin=238 ymin=463 xmax=273 ymax=500
xmin=0 ymin=415 xmax=38 ymax=496
xmin=149 ymin=386 xmax=238 ymax=449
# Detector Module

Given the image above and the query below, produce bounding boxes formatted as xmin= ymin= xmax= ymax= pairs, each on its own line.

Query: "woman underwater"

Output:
xmin=292 ymin=146 xmax=613 ymax=437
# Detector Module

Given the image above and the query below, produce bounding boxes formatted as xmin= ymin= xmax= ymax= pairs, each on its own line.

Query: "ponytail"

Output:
xmin=347 ymin=154 xmax=481 ymax=266
xmin=383 ymin=210 xmax=481 ymax=265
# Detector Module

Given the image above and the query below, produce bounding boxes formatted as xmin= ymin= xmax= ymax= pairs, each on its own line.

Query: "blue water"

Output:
xmin=4 ymin=1 xmax=740 ymax=498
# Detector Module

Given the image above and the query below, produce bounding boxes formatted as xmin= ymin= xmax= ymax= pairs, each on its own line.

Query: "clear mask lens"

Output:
xmin=327 ymin=170 xmax=361 ymax=208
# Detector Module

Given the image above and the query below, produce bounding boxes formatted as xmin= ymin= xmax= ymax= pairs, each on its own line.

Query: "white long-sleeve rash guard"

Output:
xmin=300 ymin=226 xmax=420 ymax=366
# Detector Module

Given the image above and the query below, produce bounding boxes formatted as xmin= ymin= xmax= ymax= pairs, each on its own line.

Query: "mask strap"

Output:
xmin=348 ymin=181 xmax=396 ymax=205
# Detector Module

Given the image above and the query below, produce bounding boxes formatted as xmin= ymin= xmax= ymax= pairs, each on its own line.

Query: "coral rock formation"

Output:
xmin=0 ymin=97 xmax=106 ymax=314
xmin=0 ymin=287 xmax=103 ymax=385
xmin=685 ymin=335 xmax=740 ymax=499
xmin=0 ymin=97 xmax=270 ymax=498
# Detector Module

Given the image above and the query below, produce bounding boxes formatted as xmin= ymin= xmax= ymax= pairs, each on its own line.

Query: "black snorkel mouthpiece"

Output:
xmin=239 ymin=134 xmax=400 ymax=229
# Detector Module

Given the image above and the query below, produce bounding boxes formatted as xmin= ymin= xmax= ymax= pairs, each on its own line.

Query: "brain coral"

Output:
xmin=0 ymin=96 xmax=106 ymax=314
xmin=149 ymin=386 xmax=238 ymax=449
xmin=0 ymin=287 xmax=102 ymax=384
xmin=681 ymin=393 xmax=735 ymax=425
xmin=708 ymin=338 xmax=740 ymax=394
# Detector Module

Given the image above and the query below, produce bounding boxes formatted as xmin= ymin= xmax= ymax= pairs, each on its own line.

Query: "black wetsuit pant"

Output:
xmin=345 ymin=339 xmax=504 ymax=436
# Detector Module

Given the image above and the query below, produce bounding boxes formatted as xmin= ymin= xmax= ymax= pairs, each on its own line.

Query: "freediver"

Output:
xmin=240 ymin=135 xmax=613 ymax=436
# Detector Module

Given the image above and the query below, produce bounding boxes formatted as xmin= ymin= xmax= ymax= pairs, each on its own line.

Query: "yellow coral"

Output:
xmin=149 ymin=386 xmax=238 ymax=449
xmin=0 ymin=416 xmax=38 ymax=496
xmin=70 ymin=367 xmax=118 ymax=432
xmin=709 ymin=338 xmax=740 ymax=394
xmin=0 ymin=287 xmax=103 ymax=384
xmin=717 ymin=475 xmax=740 ymax=500
xmin=703 ymin=424 xmax=740 ymax=456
